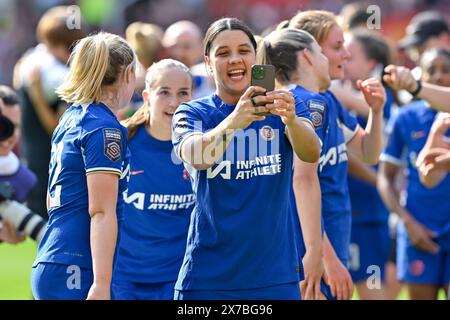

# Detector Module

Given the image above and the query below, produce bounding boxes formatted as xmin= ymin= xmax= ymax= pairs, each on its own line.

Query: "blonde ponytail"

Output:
xmin=123 ymin=104 xmax=149 ymax=140
xmin=56 ymin=32 xmax=136 ymax=105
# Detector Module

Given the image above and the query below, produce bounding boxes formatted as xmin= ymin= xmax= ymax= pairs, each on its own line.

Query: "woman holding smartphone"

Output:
xmin=171 ymin=17 xmax=321 ymax=300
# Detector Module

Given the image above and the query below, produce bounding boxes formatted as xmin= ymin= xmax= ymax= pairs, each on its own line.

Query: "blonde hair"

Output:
xmin=56 ymin=32 xmax=136 ymax=105
xmin=124 ymin=59 xmax=192 ymax=139
xmin=289 ymin=10 xmax=338 ymax=45
xmin=126 ymin=22 xmax=163 ymax=69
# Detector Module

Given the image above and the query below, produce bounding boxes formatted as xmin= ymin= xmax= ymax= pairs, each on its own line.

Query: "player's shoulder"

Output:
xmin=395 ymin=99 xmax=429 ymax=123
xmin=290 ymin=84 xmax=323 ymax=99
xmin=72 ymin=103 xmax=127 ymax=145
xmin=81 ymin=102 xmax=122 ymax=129
xmin=320 ymin=89 xmax=337 ymax=102
xmin=174 ymin=94 xmax=226 ymax=130
xmin=176 ymin=94 xmax=217 ymax=116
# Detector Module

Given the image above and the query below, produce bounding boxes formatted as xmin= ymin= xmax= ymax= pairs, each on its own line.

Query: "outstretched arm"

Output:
xmin=384 ymin=64 xmax=450 ymax=112
xmin=347 ymin=79 xmax=386 ymax=164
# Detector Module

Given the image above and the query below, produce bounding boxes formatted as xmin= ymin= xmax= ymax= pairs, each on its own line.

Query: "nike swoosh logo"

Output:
xmin=131 ymin=170 xmax=145 ymax=175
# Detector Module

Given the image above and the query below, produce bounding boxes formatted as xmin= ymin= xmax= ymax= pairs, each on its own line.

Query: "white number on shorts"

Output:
xmin=349 ymin=243 xmax=360 ymax=272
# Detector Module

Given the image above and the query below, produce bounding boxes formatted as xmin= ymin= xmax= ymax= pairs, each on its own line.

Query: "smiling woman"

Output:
xmin=111 ymin=59 xmax=197 ymax=300
xmin=171 ymin=17 xmax=321 ymax=300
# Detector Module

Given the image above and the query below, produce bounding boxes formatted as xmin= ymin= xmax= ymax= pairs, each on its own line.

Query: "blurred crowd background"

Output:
xmin=0 ymin=0 xmax=449 ymax=86
xmin=1 ymin=0 xmax=450 ymax=300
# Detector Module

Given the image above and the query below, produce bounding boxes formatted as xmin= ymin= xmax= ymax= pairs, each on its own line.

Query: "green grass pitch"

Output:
xmin=0 ymin=239 xmax=446 ymax=300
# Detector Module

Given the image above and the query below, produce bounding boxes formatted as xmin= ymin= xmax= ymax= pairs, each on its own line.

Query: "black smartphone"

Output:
xmin=251 ymin=64 xmax=275 ymax=116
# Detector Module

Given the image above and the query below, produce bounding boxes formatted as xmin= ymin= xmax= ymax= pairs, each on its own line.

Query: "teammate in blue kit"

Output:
xmin=30 ymin=33 xmax=136 ymax=300
xmin=417 ymin=113 xmax=450 ymax=186
xmin=257 ymin=27 xmax=329 ymax=300
xmin=171 ymin=18 xmax=321 ymax=300
xmin=379 ymin=48 xmax=450 ymax=300
xmin=289 ymin=11 xmax=385 ymax=300
xmin=342 ymin=30 xmax=397 ymax=300
xmin=112 ymin=59 xmax=195 ymax=300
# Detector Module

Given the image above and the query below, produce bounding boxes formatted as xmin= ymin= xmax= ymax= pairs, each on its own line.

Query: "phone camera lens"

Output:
xmin=253 ymin=67 xmax=265 ymax=80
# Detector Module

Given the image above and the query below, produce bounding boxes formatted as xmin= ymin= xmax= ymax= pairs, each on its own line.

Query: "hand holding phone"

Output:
xmin=251 ymin=64 xmax=275 ymax=116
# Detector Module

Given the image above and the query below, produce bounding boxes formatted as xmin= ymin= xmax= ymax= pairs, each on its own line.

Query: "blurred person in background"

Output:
xmin=339 ymin=30 xmax=402 ymax=300
xmin=399 ymin=11 xmax=450 ymax=65
xmin=162 ymin=20 xmax=214 ymax=99
xmin=338 ymin=1 xmax=373 ymax=32
xmin=379 ymin=48 xmax=450 ymax=300
xmin=0 ymin=86 xmax=45 ymax=245
xmin=13 ymin=6 xmax=86 ymax=219
xmin=121 ymin=21 xmax=164 ymax=120
xmin=416 ymin=112 xmax=450 ymax=188
xmin=0 ymin=95 xmax=24 ymax=244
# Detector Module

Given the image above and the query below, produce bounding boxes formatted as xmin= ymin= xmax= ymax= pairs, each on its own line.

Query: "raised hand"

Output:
xmin=226 ymin=86 xmax=272 ymax=130
xmin=357 ymin=78 xmax=386 ymax=114
xmin=264 ymin=89 xmax=296 ymax=125
xmin=383 ymin=65 xmax=417 ymax=93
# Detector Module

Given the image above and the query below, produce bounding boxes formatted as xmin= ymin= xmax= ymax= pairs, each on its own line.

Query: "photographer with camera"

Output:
xmin=0 ymin=86 xmax=46 ymax=244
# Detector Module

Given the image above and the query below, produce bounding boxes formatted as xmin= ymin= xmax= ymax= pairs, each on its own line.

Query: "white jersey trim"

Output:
xmin=86 ymin=167 xmax=121 ymax=176
xmin=379 ymin=153 xmax=402 ymax=166
xmin=343 ymin=123 xmax=360 ymax=143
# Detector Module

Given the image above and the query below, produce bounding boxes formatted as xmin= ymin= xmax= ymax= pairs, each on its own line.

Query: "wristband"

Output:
xmin=410 ymin=79 xmax=422 ymax=98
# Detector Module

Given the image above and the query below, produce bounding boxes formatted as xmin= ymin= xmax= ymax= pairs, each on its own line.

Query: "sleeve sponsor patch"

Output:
xmin=308 ymin=100 xmax=325 ymax=129
xmin=103 ymin=128 xmax=122 ymax=162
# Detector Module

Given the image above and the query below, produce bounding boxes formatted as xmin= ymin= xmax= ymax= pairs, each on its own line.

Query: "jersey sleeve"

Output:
xmin=172 ymin=104 xmax=206 ymax=160
xmin=294 ymin=95 xmax=313 ymax=129
xmin=81 ymin=126 xmax=125 ymax=177
xmin=306 ymin=98 xmax=327 ymax=143
xmin=380 ymin=112 xmax=405 ymax=166
xmin=335 ymin=96 xmax=360 ymax=143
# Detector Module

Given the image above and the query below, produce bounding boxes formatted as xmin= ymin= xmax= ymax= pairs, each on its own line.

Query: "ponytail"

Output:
xmin=56 ymin=32 xmax=136 ymax=105
xmin=123 ymin=104 xmax=149 ymax=140
xmin=257 ymin=28 xmax=315 ymax=85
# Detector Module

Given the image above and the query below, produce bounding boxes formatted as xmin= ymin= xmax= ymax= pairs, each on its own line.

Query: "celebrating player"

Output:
xmin=378 ymin=48 xmax=450 ymax=300
xmin=289 ymin=10 xmax=386 ymax=300
xmin=171 ymin=17 xmax=321 ymax=300
xmin=31 ymin=32 xmax=136 ymax=300
xmin=112 ymin=59 xmax=195 ymax=300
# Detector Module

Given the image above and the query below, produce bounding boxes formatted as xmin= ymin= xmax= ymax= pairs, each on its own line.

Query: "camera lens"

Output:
xmin=0 ymin=114 xmax=14 ymax=142
xmin=0 ymin=200 xmax=46 ymax=243
xmin=253 ymin=66 xmax=265 ymax=80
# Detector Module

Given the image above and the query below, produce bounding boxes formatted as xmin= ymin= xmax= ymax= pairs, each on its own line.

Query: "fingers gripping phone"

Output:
xmin=251 ymin=64 xmax=275 ymax=116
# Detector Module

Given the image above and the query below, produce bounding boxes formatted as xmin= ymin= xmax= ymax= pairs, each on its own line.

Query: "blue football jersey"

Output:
xmin=114 ymin=126 xmax=195 ymax=283
xmin=348 ymin=87 xmax=394 ymax=224
xmin=289 ymin=86 xmax=358 ymax=263
xmin=288 ymin=85 xmax=327 ymax=263
xmin=381 ymin=100 xmax=450 ymax=237
xmin=171 ymin=93 xmax=312 ymax=290
xmin=319 ymin=90 xmax=359 ymax=215
xmin=33 ymin=102 xmax=130 ymax=269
